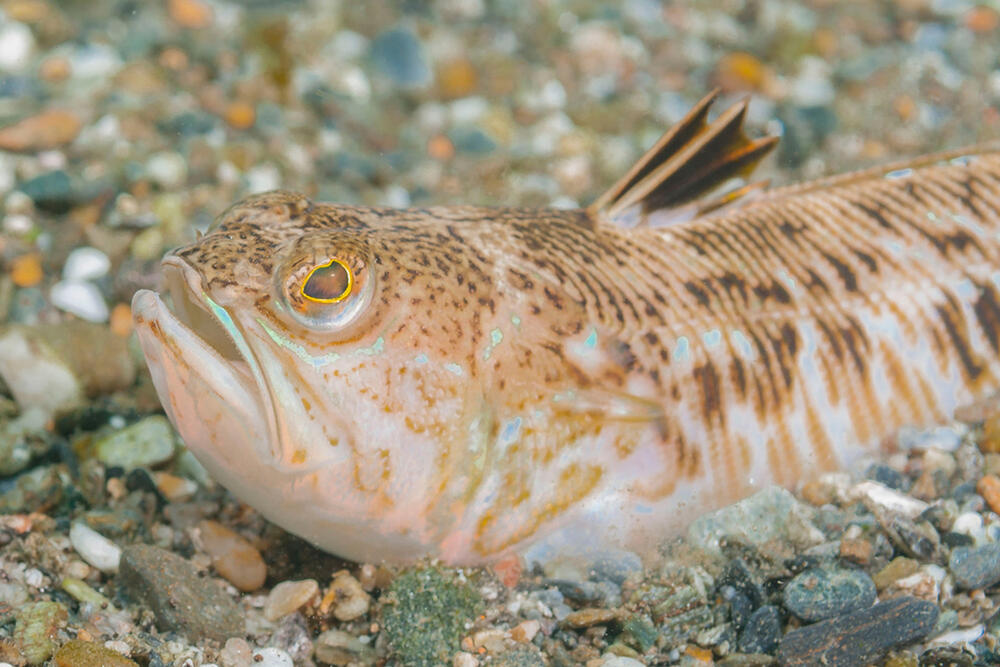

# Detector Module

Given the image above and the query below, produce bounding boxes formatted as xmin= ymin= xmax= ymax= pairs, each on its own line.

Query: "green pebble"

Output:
xmin=61 ymin=577 xmax=115 ymax=610
xmin=14 ymin=600 xmax=68 ymax=664
xmin=381 ymin=567 xmax=482 ymax=667
xmin=94 ymin=415 xmax=176 ymax=470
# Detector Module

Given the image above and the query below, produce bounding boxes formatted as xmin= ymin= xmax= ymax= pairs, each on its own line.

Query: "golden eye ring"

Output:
xmin=300 ymin=258 xmax=353 ymax=304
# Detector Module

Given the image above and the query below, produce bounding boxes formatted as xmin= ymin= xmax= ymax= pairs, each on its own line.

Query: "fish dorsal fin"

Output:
xmin=590 ymin=90 xmax=778 ymax=227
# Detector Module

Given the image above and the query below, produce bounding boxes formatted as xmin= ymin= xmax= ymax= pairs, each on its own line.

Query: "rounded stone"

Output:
xmin=783 ymin=567 xmax=877 ymax=622
xmin=197 ymin=520 xmax=267 ymax=592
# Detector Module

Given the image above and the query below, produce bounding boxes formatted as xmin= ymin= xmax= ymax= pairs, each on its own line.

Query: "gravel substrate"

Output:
xmin=1 ymin=0 xmax=1000 ymax=665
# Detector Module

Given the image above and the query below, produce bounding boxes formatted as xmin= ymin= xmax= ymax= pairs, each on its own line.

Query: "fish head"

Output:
xmin=132 ymin=191 xmax=486 ymax=561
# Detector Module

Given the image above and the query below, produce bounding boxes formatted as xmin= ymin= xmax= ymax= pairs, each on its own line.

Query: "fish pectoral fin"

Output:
xmin=590 ymin=90 xmax=778 ymax=227
xmin=550 ymin=387 xmax=665 ymax=423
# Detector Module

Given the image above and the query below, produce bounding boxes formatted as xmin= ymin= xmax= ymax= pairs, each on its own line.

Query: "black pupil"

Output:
xmin=303 ymin=261 xmax=350 ymax=301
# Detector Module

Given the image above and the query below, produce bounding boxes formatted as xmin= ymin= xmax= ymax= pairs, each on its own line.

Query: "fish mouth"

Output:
xmin=131 ymin=257 xmax=274 ymax=463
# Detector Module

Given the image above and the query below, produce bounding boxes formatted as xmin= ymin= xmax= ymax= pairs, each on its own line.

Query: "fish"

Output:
xmin=131 ymin=90 xmax=1000 ymax=566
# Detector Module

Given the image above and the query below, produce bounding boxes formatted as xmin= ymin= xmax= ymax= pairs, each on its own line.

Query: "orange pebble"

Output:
xmin=438 ymin=59 xmax=478 ymax=98
xmin=684 ymin=645 xmax=714 ymax=663
xmin=39 ymin=56 xmax=71 ymax=83
xmin=159 ymin=47 xmax=189 ymax=71
xmin=169 ymin=0 xmax=213 ymax=29
xmin=966 ymin=6 xmax=999 ymax=33
xmin=225 ymin=101 xmax=256 ymax=130
xmin=110 ymin=303 xmax=134 ymax=337
xmin=715 ymin=52 xmax=766 ymax=92
xmin=977 ymin=473 xmax=1000 ymax=515
xmin=11 ymin=253 xmax=43 ymax=287
xmin=427 ymin=134 xmax=455 ymax=161
xmin=491 ymin=553 xmax=523 ymax=588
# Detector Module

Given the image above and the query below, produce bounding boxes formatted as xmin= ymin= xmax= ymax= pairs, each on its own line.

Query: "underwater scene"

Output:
xmin=1 ymin=0 xmax=1000 ymax=665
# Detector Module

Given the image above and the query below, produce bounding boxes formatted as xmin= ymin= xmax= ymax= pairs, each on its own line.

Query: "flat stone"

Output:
xmin=264 ymin=579 xmax=318 ymax=621
xmin=0 ymin=109 xmax=81 ymax=152
xmin=118 ymin=544 xmax=244 ymax=642
xmin=777 ymin=596 xmax=938 ymax=666
xmin=783 ymin=567 xmax=876 ymax=622
xmin=314 ymin=629 xmax=376 ymax=666
xmin=948 ymin=543 xmax=1000 ymax=590
xmin=95 ymin=415 xmax=176 ymax=470
xmin=53 ymin=639 xmax=138 ymax=667
xmin=688 ymin=487 xmax=823 ymax=555
xmin=562 ymin=607 xmax=619 ymax=628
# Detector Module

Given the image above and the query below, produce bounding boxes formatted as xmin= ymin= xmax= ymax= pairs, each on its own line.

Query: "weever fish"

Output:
xmin=131 ymin=91 xmax=1000 ymax=565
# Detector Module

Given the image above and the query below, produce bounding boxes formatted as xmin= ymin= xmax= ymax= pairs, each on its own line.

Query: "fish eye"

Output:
xmin=277 ymin=247 xmax=375 ymax=333
xmin=301 ymin=259 xmax=352 ymax=303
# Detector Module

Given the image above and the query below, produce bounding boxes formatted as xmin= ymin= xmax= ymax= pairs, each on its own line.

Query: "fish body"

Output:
xmin=132 ymin=93 xmax=1000 ymax=564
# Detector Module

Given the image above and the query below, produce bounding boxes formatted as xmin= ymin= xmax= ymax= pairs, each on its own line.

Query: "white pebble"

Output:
xmin=929 ymin=624 xmax=984 ymax=646
xmin=63 ymin=246 xmax=111 ymax=281
xmin=50 ymin=280 xmax=109 ymax=322
xmin=952 ymin=512 xmax=984 ymax=538
xmin=0 ymin=21 xmax=35 ymax=72
xmin=70 ymin=522 xmax=121 ymax=573
xmin=246 ymin=164 xmax=281 ymax=194
xmin=251 ymin=648 xmax=294 ymax=667
xmin=849 ymin=481 xmax=929 ymax=519
xmin=24 ymin=568 xmax=43 ymax=588
xmin=145 ymin=151 xmax=188 ymax=190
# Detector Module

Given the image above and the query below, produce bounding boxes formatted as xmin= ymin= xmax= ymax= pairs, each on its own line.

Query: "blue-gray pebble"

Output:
xmin=783 ymin=567 xmax=876 ymax=622
xmin=370 ymin=28 xmax=430 ymax=88
xmin=738 ymin=605 xmax=782 ymax=655
xmin=949 ymin=543 xmax=1000 ymax=590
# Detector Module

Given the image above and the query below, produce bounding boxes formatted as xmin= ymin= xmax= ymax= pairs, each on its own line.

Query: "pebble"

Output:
xmin=976 ymin=474 xmax=1000 ymax=514
xmin=777 ymin=596 xmax=938 ymax=666
xmin=872 ymin=557 xmax=920 ymax=590
xmin=50 ymin=280 xmax=109 ymax=322
xmin=153 ymin=471 xmax=198 ymax=501
xmin=948 ymin=542 xmax=1000 ymax=590
xmin=13 ymin=600 xmax=68 ymax=664
xmin=0 ymin=20 xmax=35 ymax=72
xmin=62 ymin=246 xmax=110 ymax=282
xmin=197 ymin=519 xmax=267 ymax=592
xmin=10 ymin=252 xmax=43 ymax=287
xmin=145 ymin=151 xmax=188 ymax=190
xmin=510 ymin=620 xmax=541 ymax=643
xmin=94 ymin=415 xmax=177 ymax=470
xmin=168 ymin=0 xmax=213 ymax=29
xmin=219 ymin=637 xmax=252 ymax=667
xmin=0 ymin=110 xmax=82 ymax=152
xmin=314 ymin=629 xmax=376 ymax=666
xmin=0 ymin=325 xmax=82 ymax=414
xmin=119 ymin=544 xmax=244 ymax=641
xmin=326 ymin=570 xmax=371 ymax=621
xmin=370 ymin=27 xmax=431 ymax=87
xmin=18 ymin=170 xmax=75 ymax=211
xmin=850 ymin=481 xmax=929 ymax=519
xmin=265 ymin=579 xmax=319 ymax=621
xmin=69 ymin=521 xmax=121 ymax=573
xmin=562 ymin=607 xmax=619 ymax=629
xmin=783 ymin=567 xmax=876 ymax=622
xmin=687 ymin=487 xmax=824 ymax=555
xmin=251 ymin=648 xmax=293 ymax=667
xmin=53 ymin=639 xmax=138 ymax=667
xmin=737 ymin=605 xmax=781 ymax=655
